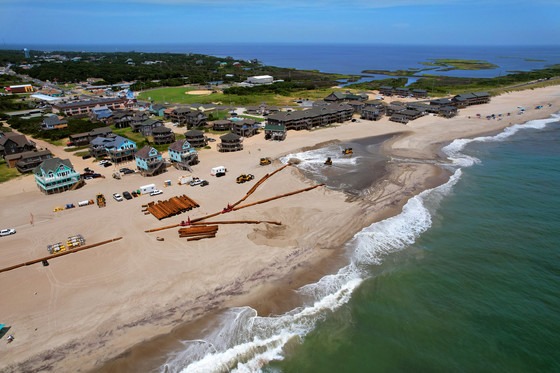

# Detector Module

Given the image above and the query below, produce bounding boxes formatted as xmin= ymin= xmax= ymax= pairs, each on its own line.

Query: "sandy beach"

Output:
xmin=1 ymin=86 xmax=559 ymax=372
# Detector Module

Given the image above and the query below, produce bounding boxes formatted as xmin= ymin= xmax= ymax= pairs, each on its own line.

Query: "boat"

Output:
xmin=324 ymin=157 xmax=332 ymax=166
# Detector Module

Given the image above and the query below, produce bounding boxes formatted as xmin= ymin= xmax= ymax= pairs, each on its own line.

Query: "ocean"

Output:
xmin=151 ymin=115 xmax=560 ymax=372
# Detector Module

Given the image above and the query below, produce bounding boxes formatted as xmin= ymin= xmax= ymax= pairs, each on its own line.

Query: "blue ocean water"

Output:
xmin=156 ymin=114 xmax=560 ymax=372
xmin=5 ymin=43 xmax=560 ymax=78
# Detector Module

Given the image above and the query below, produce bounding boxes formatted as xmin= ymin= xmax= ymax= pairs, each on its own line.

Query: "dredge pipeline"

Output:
xmin=0 ymin=237 xmax=123 ymax=274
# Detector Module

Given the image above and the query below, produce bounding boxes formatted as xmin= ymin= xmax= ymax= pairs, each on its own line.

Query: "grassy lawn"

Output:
xmin=138 ymin=86 xmax=343 ymax=107
xmin=0 ymin=159 xmax=25 ymax=183
xmin=111 ymin=126 xmax=149 ymax=149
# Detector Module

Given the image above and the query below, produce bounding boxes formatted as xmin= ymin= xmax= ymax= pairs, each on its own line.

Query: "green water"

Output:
xmin=275 ymin=121 xmax=560 ymax=372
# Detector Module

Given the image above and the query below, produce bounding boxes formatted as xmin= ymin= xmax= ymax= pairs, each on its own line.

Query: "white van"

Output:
xmin=78 ymin=200 xmax=90 ymax=207
xmin=211 ymin=166 xmax=227 ymax=177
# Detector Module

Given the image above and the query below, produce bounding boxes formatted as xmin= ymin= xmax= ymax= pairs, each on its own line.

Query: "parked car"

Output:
xmin=119 ymin=167 xmax=135 ymax=174
xmin=82 ymin=154 xmax=92 ymax=160
xmin=113 ymin=193 xmax=123 ymax=202
xmin=200 ymin=180 xmax=209 ymax=187
xmin=84 ymin=173 xmax=102 ymax=180
xmin=99 ymin=160 xmax=109 ymax=165
xmin=102 ymin=162 xmax=113 ymax=168
xmin=189 ymin=177 xmax=203 ymax=186
xmin=123 ymin=191 xmax=133 ymax=200
xmin=0 ymin=228 xmax=16 ymax=237
xmin=150 ymin=189 xmax=163 ymax=196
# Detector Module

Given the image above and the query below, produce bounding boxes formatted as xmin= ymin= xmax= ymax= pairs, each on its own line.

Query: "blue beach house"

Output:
xmin=89 ymin=135 xmax=137 ymax=163
xmin=89 ymin=106 xmax=113 ymax=122
xmin=168 ymin=139 xmax=198 ymax=170
xmin=33 ymin=157 xmax=82 ymax=194
xmin=135 ymin=145 xmax=165 ymax=176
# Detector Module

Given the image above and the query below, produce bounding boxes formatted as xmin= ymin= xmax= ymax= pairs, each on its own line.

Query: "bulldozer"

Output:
xmin=236 ymin=174 xmax=255 ymax=184
xmin=259 ymin=157 xmax=272 ymax=166
xmin=96 ymin=193 xmax=106 ymax=207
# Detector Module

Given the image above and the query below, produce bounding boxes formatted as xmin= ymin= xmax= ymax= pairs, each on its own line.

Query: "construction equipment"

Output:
xmin=260 ymin=157 xmax=272 ymax=166
xmin=236 ymin=174 xmax=255 ymax=184
xmin=96 ymin=193 xmax=106 ymax=207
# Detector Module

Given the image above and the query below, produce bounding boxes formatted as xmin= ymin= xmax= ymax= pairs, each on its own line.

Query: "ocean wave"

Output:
xmin=162 ymin=114 xmax=558 ymax=372
xmin=162 ymin=170 xmax=460 ymax=373
xmin=443 ymin=114 xmax=560 ymax=168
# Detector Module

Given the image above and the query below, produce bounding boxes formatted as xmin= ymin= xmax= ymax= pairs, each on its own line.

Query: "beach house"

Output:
xmin=89 ymin=106 xmax=113 ymax=122
xmin=212 ymin=120 xmax=232 ymax=131
xmin=33 ymin=157 xmax=82 ymax=194
xmin=41 ymin=115 xmax=68 ymax=130
xmin=133 ymin=118 xmax=162 ymax=136
xmin=110 ymin=110 xmax=134 ymax=129
xmin=152 ymin=126 xmax=175 ymax=145
xmin=452 ymin=92 xmax=491 ymax=108
xmin=89 ymin=135 xmax=137 ymax=163
xmin=4 ymin=149 xmax=53 ymax=172
xmin=149 ymin=103 xmax=167 ymax=117
xmin=263 ymin=124 xmax=287 ymax=141
xmin=231 ymin=119 xmax=259 ymax=138
xmin=168 ymin=139 xmax=198 ymax=170
xmin=361 ymin=100 xmax=386 ymax=121
xmin=0 ymin=132 xmax=37 ymax=157
xmin=184 ymin=130 xmax=207 ymax=148
xmin=266 ymin=103 xmax=353 ymax=131
xmin=218 ymin=133 xmax=243 ymax=152
xmin=135 ymin=146 xmax=166 ymax=176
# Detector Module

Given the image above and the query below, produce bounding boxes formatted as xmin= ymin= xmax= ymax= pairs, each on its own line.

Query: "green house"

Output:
xmin=33 ymin=158 xmax=82 ymax=195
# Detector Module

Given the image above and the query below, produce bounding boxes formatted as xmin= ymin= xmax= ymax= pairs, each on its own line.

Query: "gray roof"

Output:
xmin=34 ymin=157 xmax=74 ymax=174
xmin=152 ymin=126 xmax=172 ymax=134
xmin=185 ymin=130 xmax=204 ymax=137
xmin=43 ymin=115 xmax=67 ymax=126
xmin=168 ymin=139 xmax=192 ymax=152
xmin=220 ymin=132 xmax=242 ymax=141
xmin=135 ymin=145 xmax=159 ymax=159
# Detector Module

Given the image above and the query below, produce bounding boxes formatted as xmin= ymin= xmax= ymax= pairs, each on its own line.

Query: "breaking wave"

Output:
xmin=161 ymin=114 xmax=559 ymax=373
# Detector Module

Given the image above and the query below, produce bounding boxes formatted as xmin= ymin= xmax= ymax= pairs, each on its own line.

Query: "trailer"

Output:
xmin=140 ymin=183 xmax=157 ymax=195
xmin=178 ymin=176 xmax=193 ymax=185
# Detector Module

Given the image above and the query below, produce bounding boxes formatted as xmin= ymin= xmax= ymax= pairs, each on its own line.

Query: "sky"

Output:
xmin=1 ymin=0 xmax=559 ymax=46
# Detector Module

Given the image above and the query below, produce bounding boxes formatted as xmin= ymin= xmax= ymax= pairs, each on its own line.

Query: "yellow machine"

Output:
xmin=236 ymin=174 xmax=255 ymax=184
xmin=259 ymin=157 xmax=272 ymax=166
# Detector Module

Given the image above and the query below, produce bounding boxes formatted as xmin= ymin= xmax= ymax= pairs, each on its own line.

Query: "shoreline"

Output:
xmin=1 ymin=86 xmax=559 ymax=373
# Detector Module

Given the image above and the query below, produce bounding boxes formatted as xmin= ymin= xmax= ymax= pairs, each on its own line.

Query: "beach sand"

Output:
xmin=0 ymin=86 xmax=559 ymax=372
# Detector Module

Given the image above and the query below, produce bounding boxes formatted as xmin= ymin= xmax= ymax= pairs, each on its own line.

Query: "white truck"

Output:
xmin=139 ymin=183 xmax=157 ymax=195
xmin=211 ymin=166 xmax=227 ymax=177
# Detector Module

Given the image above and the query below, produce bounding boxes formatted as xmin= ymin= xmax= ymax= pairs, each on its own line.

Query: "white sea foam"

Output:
xmin=163 ymin=114 xmax=559 ymax=372
xmin=443 ymin=114 xmax=560 ymax=168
